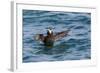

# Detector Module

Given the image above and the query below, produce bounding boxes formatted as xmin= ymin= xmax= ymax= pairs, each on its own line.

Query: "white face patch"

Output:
xmin=48 ymin=29 xmax=52 ymax=34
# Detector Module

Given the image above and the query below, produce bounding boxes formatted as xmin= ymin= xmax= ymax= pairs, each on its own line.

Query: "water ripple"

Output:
xmin=23 ymin=10 xmax=91 ymax=62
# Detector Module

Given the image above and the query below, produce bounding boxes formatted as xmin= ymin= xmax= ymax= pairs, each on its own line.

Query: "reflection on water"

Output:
xmin=23 ymin=10 xmax=91 ymax=63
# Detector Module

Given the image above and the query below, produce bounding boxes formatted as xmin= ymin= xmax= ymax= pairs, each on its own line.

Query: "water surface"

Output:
xmin=23 ymin=10 xmax=91 ymax=63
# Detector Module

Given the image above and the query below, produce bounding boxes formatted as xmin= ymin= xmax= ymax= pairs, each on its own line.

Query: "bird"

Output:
xmin=34 ymin=27 xmax=70 ymax=47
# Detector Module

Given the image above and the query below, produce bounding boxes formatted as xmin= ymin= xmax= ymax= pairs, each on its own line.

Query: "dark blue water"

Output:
xmin=23 ymin=10 xmax=91 ymax=63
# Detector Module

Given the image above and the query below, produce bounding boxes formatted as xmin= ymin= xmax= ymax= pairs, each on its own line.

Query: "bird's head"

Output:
xmin=47 ymin=27 xmax=53 ymax=35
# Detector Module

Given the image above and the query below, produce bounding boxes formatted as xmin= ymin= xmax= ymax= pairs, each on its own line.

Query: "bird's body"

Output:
xmin=43 ymin=32 xmax=54 ymax=46
xmin=34 ymin=28 xmax=70 ymax=47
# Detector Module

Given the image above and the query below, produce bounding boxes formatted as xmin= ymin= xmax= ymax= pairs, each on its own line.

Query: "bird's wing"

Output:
xmin=34 ymin=34 xmax=45 ymax=42
xmin=54 ymin=30 xmax=70 ymax=41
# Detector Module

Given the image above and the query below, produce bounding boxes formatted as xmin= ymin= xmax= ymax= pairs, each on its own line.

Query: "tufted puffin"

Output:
xmin=34 ymin=27 xmax=70 ymax=47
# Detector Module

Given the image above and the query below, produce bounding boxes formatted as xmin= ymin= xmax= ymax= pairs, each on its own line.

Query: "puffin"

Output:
xmin=34 ymin=27 xmax=70 ymax=47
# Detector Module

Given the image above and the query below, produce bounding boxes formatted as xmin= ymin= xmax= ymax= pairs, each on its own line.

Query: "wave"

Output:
xmin=22 ymin=10 xmax=91 ymax=62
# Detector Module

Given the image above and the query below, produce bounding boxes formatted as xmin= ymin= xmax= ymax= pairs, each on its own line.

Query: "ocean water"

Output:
xmin=23 ymin=10 xmax=91 ymax=63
